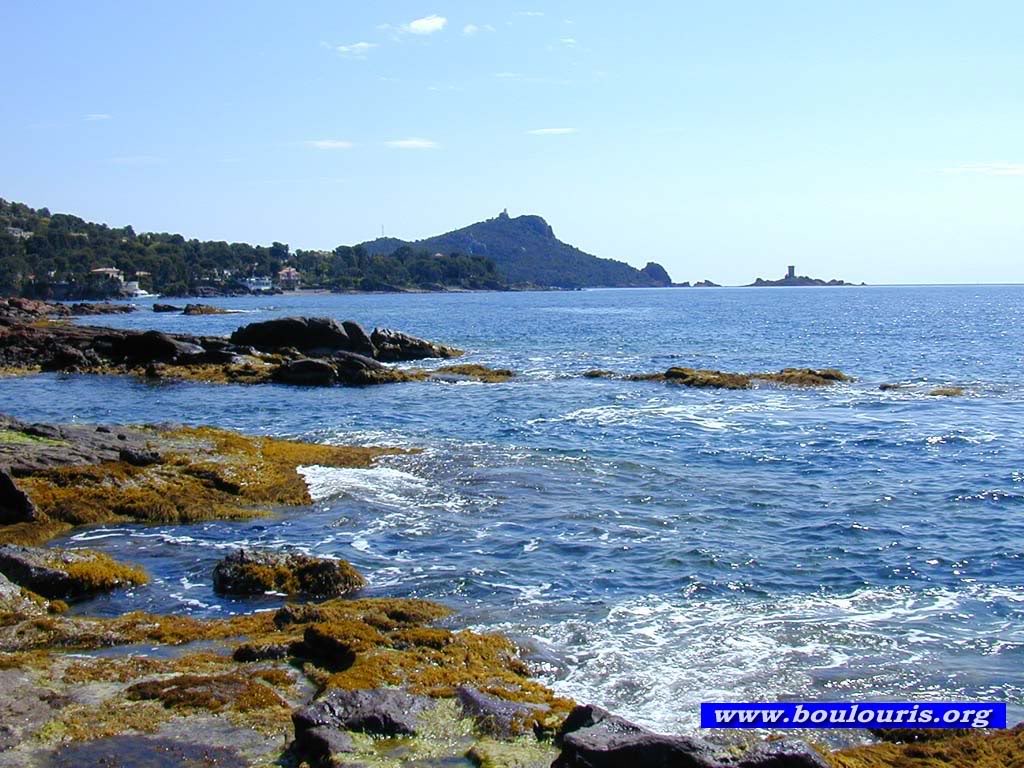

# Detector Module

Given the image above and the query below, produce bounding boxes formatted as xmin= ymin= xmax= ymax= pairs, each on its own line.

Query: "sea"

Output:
xmin=1 ymin=285 xmax=1021 ymax=731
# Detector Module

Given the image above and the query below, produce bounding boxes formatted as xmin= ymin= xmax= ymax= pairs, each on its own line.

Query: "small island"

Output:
xmin=747 ymin=265 xmax=862 ymax=287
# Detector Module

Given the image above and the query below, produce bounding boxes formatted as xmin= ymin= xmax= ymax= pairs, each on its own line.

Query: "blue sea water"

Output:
xmin=1 ymin=285 xmax=1022 ymax=731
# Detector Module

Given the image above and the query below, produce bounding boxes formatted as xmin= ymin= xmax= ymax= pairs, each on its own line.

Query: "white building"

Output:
xmin=244 ymin=276 xmax=273 ymax=293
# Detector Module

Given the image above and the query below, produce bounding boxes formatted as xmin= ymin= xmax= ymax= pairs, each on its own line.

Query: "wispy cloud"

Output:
xmin=404 ymin=15 xmax=447 ymax=35
xmin=527 ymin=127 xmax=578 ymax=135
xmin=330 ymin=41 xmax=378 ymax=59
xmin=386 ymin=138 xmax=439 ymax=149
xmin=517 ymin=11 xmax=545 ymax=17
xmin=85 ymin=113 xmax=111 ymax=121
xmin=306 ymin=139 xmax=354 ymax=150
xmin=463 ymin=23 xmax=495 ymax=36
xmin=944 ymin=162 xmax=1024 ymax=177
xmin=560 ymin=37 xmax=577 ymax=46
xmin=495 ymin=72 xmax=523 ymax=79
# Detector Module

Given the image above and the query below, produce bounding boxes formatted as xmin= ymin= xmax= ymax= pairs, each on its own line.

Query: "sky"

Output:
xmin=2 ymin=1 xmax=1022 ymax=285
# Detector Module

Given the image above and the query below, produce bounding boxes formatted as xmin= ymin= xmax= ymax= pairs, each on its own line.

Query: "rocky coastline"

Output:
xmin=0 ymin=413 xmax=1016 ymax=767
xmin=0 ymin=299 xmax=538 ymax=388
xmin=0 ymin=300 xmax=1013 ymax=767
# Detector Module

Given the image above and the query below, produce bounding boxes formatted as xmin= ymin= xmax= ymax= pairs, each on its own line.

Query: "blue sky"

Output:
xmin=2 ymin=1 xmax=1022 ymax=284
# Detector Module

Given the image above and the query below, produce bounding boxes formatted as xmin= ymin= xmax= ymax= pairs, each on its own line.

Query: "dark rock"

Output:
xmin=293 ymin=725 xmax=356 ymax=764
xmin=152 ymin=303 xmax=182 ymax=313
xmin=727 ymin=740 xmax=830 ymax=768
xmin=371 ymin=327 xmax=458 ymax=362
xmin=118 ymin=448 xmax=162 ymax=467
xmin=212 ymin=549 xmax=364 ymax=598
xmin=331 ymin=351 xmax=386 ymax=384
xmin=300 ymin=624 xmax=358 ymax=670
xmin=24 ymin=423 xmax=63 ymax=440
xmin=553 ymin=704 xmax=719 ymax=768
xmin=555 ymin=704 xmax=636 ymax=744
xmin=40 ymin=344 xmax=91 ymax=372
xmin=113 ymin=330 xmax=205 ymax=363
xmin=273 ymin=602 xmax=323 ymax=629
xmin=183 ymin=303 xmax=230 ymax=315
xmin=456 ymin=685 xmax=549 ymax=737
xmin=0 ymin=469 xmax=38 ymax=524
xmin=292 ymin=688 xmax=433 ymax=737
xmin=232 ymin=642 xmax=290 ymax=662
xmin=272 ymin=358 xmax=337 ymax=386
xmin=341 ymin=321 xmax=376 ymax=357
xmin=68 ymin=302 xmax=136 ymax=315
xmin=230 ymin=317 xmax=351 ymax=353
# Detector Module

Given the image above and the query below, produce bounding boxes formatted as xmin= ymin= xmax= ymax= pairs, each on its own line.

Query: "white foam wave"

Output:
xmin=298 ymin=464 xmax=484 ymax=517
xmin=494 ymin=584 xmax=1024 ymax=733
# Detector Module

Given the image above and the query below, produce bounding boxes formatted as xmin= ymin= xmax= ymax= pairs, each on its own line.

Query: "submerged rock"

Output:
xmin=212 ymin=549 xmax=364 ymax=598
xmin=292 ymin=688 xmax=434 ymax=737
xmin=434 ymin=364 xmax=515 ymax=383
xmin=44 ymin=735 xmax=249 ymax=768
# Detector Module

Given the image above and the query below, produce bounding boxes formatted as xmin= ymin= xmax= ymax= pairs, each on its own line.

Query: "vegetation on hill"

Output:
xmin=360 ymin=209 xmax=673 ymax=289
xmin=0 ymin=199 xmax=505 ymax=297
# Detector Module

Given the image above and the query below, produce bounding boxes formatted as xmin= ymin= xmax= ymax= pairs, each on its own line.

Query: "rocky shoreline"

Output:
xmin=0 ymin=299 xmax=541 ymax=388
xmin=0 ymin=299 xmax=1011 ymax=767
xmin=0 ymin=414 xmax=1017 ymax=766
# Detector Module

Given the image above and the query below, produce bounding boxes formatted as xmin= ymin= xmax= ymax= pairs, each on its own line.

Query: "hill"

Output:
xmin=359 ymin=210 xmax=672 ymax=289
xmin=0 ymin=198 xmax=506 ymax=298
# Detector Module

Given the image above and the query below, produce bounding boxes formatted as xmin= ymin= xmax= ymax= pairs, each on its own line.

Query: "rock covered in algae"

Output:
xmin=0 ymin=415 xmax=406 ymax=548
xmin=434 ymin=364 xmax=517 ymax=383
xmin=620 ymin=366 xmax=851 ymax=389
xmin=212 ymin=549 xmax=364 ymax=598
xmin=458 ymin=684 xmax=550 ymax=737
xmin=0 ymin=544 xmax=147 ymax=599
